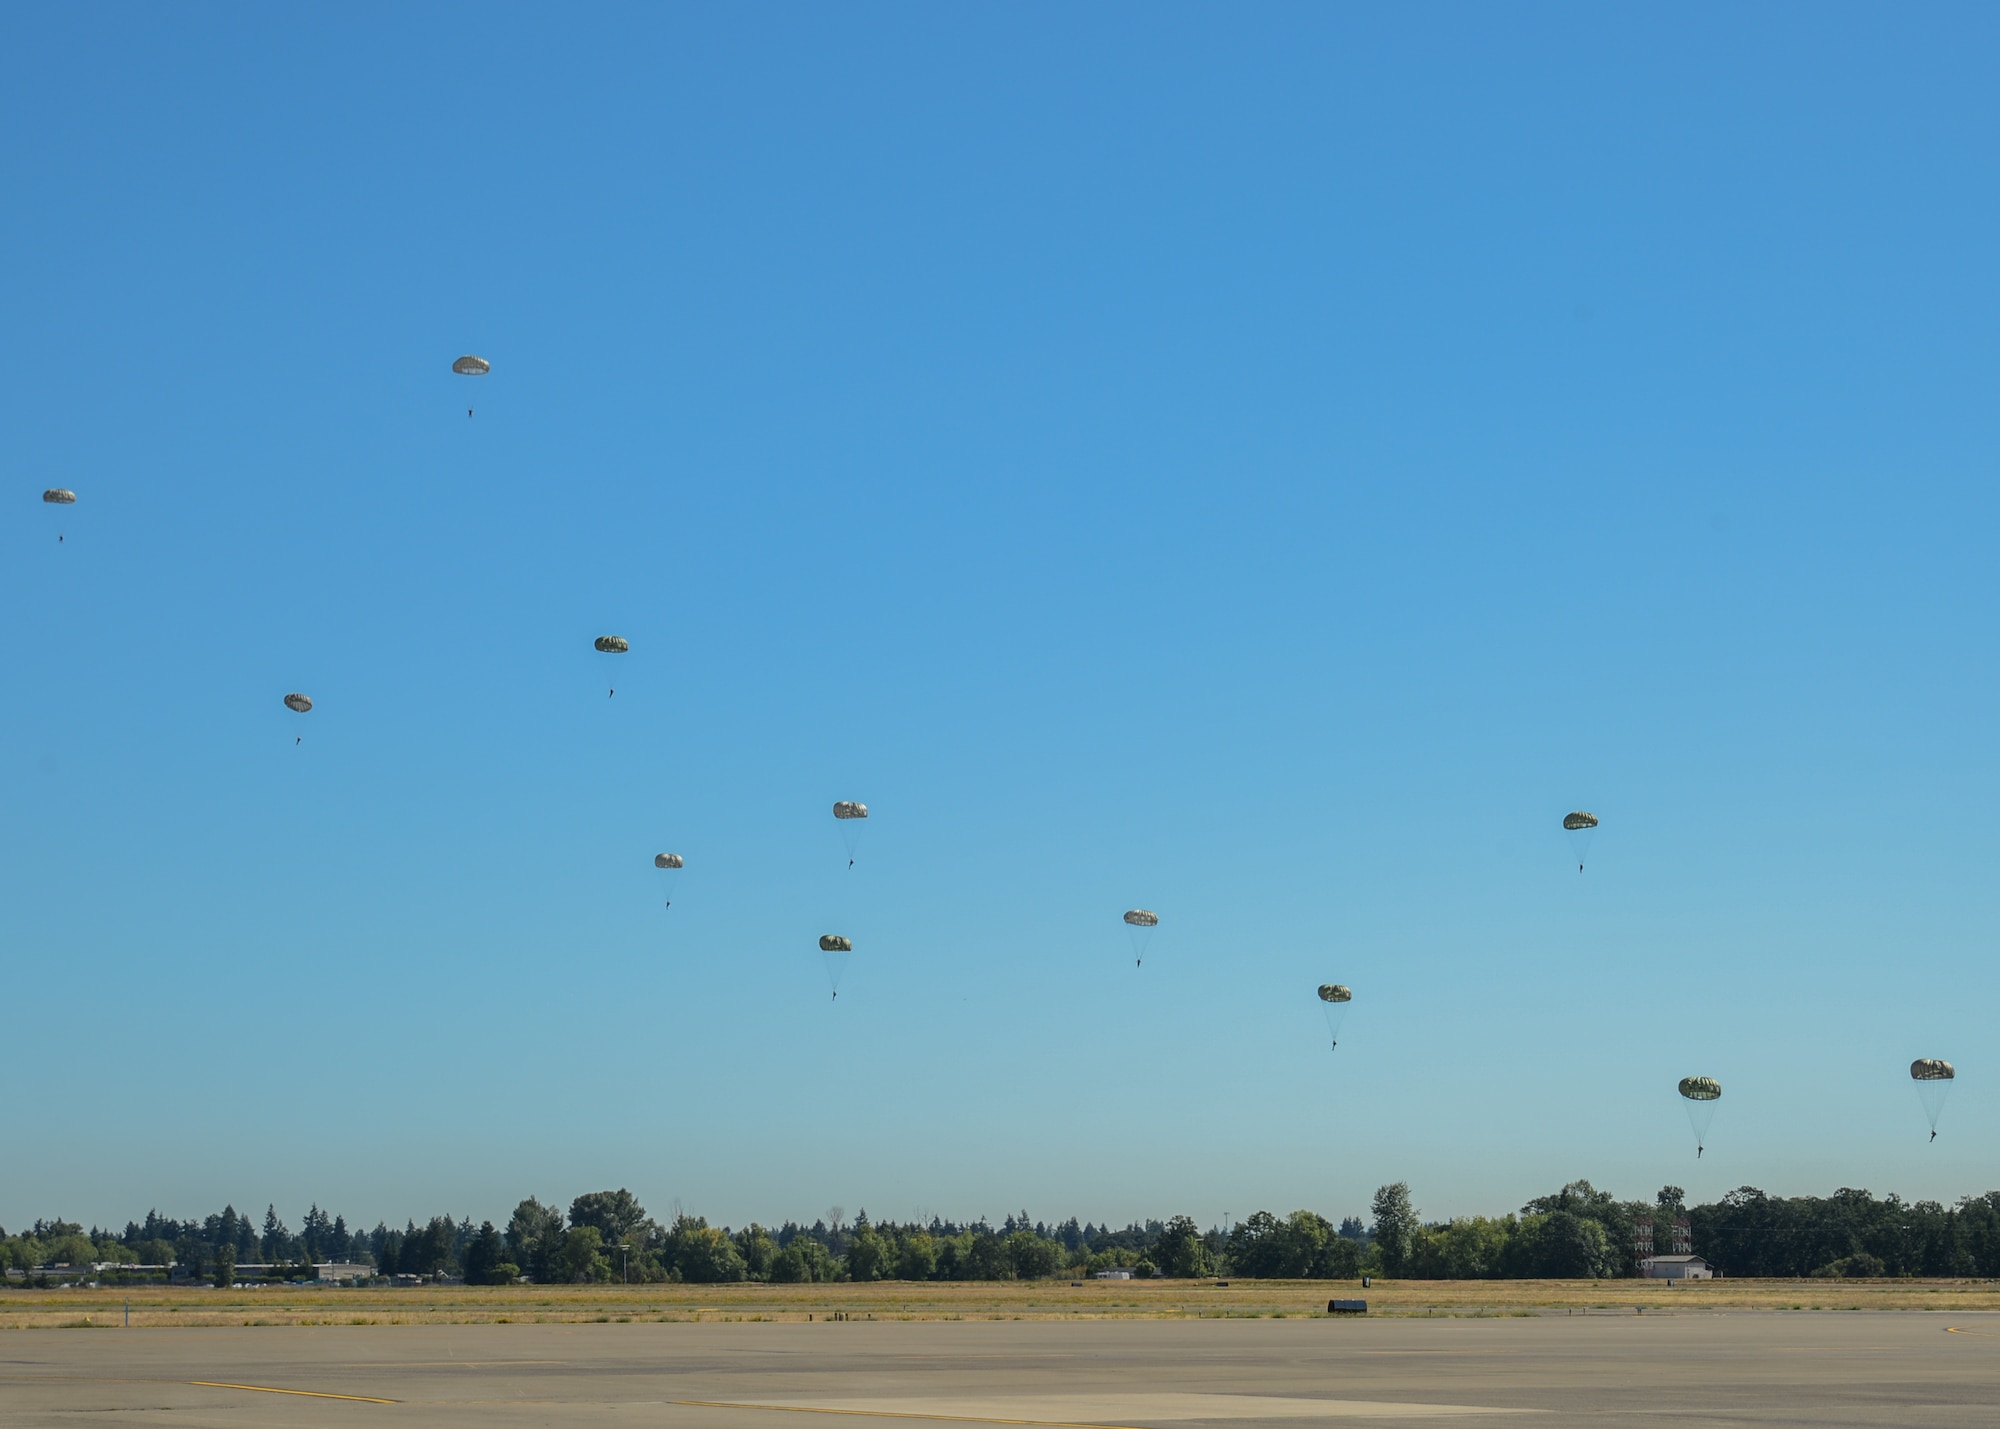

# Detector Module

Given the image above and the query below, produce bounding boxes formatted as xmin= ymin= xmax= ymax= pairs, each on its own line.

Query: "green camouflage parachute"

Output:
xmin=819 ymin=934 xmax=852 ymax=1000
xmin=283 ymin=693 xmax=313 ymax=713
xmin=594 ymin=636 xmax=629 ymax=653
xmin=654 ymin=853 xmax=683 ymax=869
xmin=833 ymin=801 xmax=868 ymax=865
xmin=42 ymin=488 xmax=76 ymax=504
xmin=1679 ymin=1075 xmax=1720 ymax=1157
xmin=452 ymin=355 xmax=491 ymax=376
xmin=1122 ymin=909 xmax=1157 ymax=968
xmin=1912 ymin=1059 xmax=1955 ymax=1138
xmin=1317 ymin=983 xmax=1353 ymax=1049
xmin=1563 ymin=810 xmax=1599 ymax=871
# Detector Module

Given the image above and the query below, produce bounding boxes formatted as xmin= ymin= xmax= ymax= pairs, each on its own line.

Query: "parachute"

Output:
xmin=1911 ymin=1059 xmax=1955 ymax=1140
xmin=42 ymin=488 xmax=75 ymax=543
xmin=1317 ymin=984 xmax=1353 ymax=1050
xmin=654 ymin=852 xmax=683 ymax=909
xmin=594 ymin=636 xmax=628 ymax=695
xmin=1678 ymin=1076 xmax=1720 ymax=1157
xmin=833 ymin=801 xmax=868 ymax=866
xmin=1123 ymin=909 xmax=1158 ymax=967
xmin=452 ymin=356 xmax=489 ymax=416
xmin=819 ymin=934 xmax=852 ymax=1000
xmin=1563 ymin=810 xmax=1598 ymax=872
xmin=283 ymin=693 xmax=313 ymax=713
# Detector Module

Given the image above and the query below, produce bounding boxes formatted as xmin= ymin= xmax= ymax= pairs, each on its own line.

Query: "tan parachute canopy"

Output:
xmin=1911 ymin=1059 xmax=1955 ymax=1081
xmin=1317 ymin=984 xmax=1352 ymax=1003
xmin=1679 ymin=1076 xmax=1721 ymax=1101
xmin=654 ymin=853 xmax=683 ymax=869
xmin=594 ymin=636 xmax=629 ymax=653
xmin=833 ymin=801 xmax=868 ymax=820
xmin=283 ymin=693 xmax=313 ymax=713
xmin=819 ymin=934 xmax=852 ymax=953
xmin=452 ymin=355 xmax=491 ymax=376
xmin=1124 ymin=909 xmax=1159 ymax=927
xmin=1563 ymin=811 xmax=1598 ymax=831
xmin=42 ymin=488 xmax=76 ymax=504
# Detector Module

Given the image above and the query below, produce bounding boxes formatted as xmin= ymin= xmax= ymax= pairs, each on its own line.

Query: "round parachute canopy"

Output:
xmin=452 ymin=355 xmax=491 ymax=376
xmin=594 ymin=636 xmax=629 ymax=653
xmin=1678 ymin=1076 xmax=1721 ymax=1101
xmin=1317 ymin=984 xmax=1353 ymax=1004
xmin=819 ymin=934 xmax=853 ymax=953
xmin=1124 ymin=909 xmax=1159 ymax=928
xmin=42 ymin=488 xmax=76 ymax=505
xmin=283 ymin=693 xmax=313 ymax=713
xmin=1911 ymin=1059 xmax=1955 ymax=1082
xmin=1563 ymin=811 xmax=1599 ymax=831
xmin=654 ymin=853 xmax=683 ymax=869
xmin=833 ymin=801 xmax=869 ymax=820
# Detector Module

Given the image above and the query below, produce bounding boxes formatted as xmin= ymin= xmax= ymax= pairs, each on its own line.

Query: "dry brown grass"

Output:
xmin=4 ymin=1275 xmax=1999 ymax=1329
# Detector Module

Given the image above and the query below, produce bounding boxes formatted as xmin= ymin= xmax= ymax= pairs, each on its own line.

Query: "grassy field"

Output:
xmin=4 ymin=1276 xmax=2000 ymax=1329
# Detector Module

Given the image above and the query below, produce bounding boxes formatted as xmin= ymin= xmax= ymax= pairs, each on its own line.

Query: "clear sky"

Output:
xmin=4 ymin=3 xmax=1997 ymax=1237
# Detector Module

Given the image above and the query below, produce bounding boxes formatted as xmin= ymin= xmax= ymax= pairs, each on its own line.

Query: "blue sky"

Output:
xmin=4 ymin=3 xmax=1998 ymax=1235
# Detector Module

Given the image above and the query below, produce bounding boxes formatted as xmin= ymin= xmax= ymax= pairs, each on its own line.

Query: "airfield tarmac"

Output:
xmin=3 ymin=1314 xmax=1996 ymax=1429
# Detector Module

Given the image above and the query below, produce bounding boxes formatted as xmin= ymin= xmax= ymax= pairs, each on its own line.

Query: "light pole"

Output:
xmin=619 ymin=1243 xmax=631 ymax=1285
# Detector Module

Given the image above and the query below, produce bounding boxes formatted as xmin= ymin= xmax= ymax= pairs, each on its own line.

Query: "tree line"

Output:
xmin=9 ymin=1181 xmax=2000 ymax=1284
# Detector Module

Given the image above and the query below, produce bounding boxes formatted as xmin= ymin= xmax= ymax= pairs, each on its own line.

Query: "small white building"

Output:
xmin=315 ymin=1262 xmax=373 ymax=1281
xmin=1092 ymin=1269 xmax=1133 ymax=1280
xmin=1640 ymin=1255 xmax=1713 ymax=1281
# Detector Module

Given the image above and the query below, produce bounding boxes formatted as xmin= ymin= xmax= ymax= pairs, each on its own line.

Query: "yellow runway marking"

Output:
xmin=191 ymin=1380 xmax=399 ymax=1403
xmin=675 ymin=1400 xmax=1143 ymax=1429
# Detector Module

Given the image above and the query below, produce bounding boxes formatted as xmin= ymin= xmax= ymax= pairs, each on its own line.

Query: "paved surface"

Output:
xmin=1 ymin=1314 xmax=1995 ymax=1427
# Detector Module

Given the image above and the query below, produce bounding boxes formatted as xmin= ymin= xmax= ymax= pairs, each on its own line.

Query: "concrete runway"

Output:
xmin=2 ymin=1314 xmax=1995 ymax=1428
